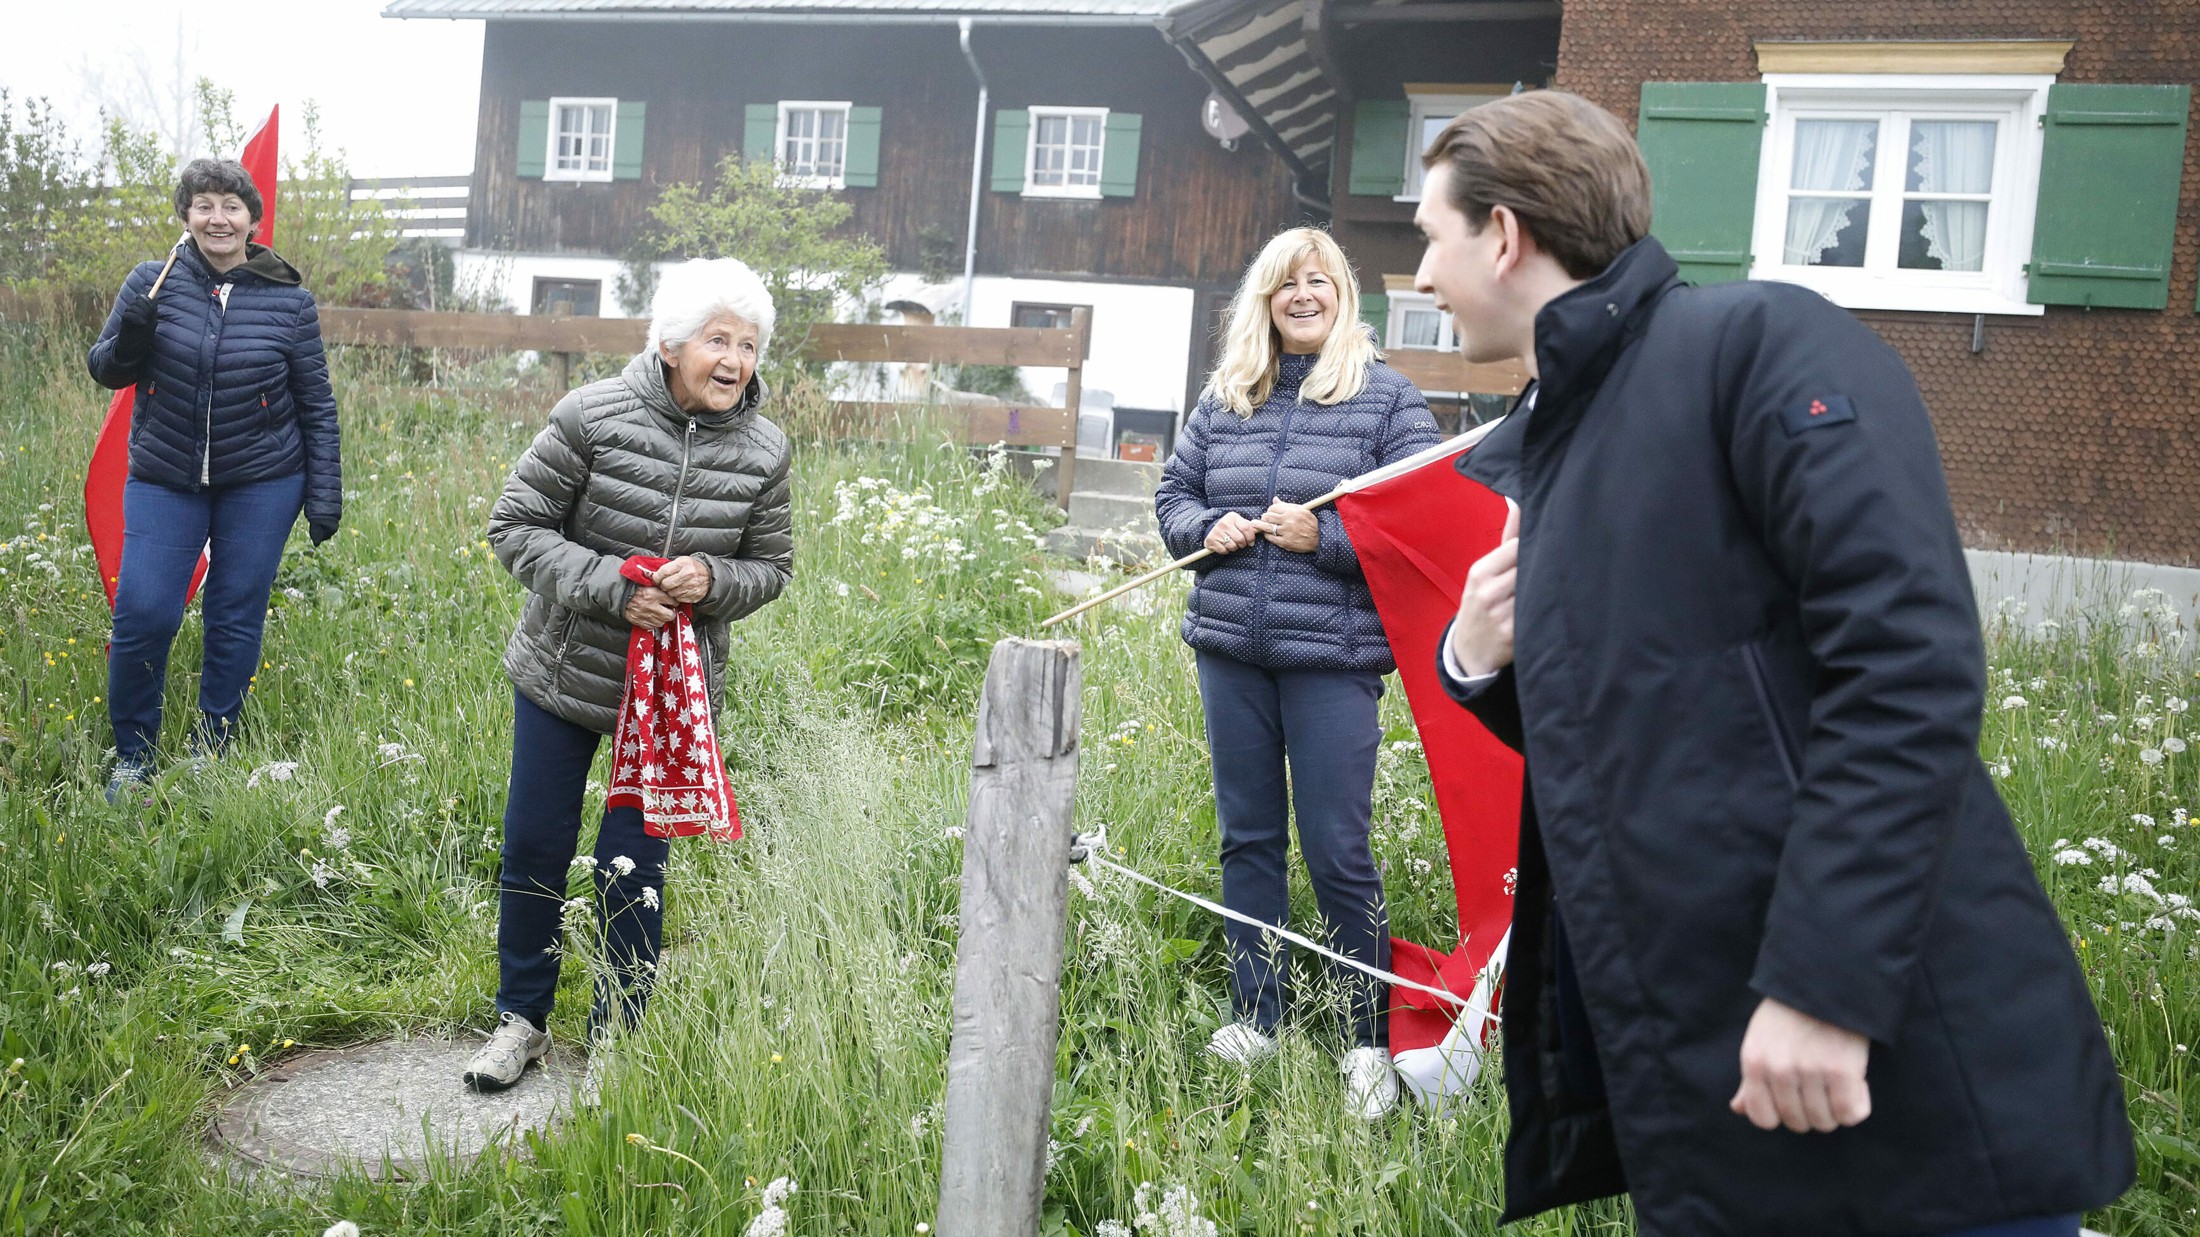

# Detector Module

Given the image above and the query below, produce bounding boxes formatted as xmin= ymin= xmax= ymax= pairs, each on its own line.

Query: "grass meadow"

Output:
xmin=0 ymin=317 xmax=2194 ymax=1236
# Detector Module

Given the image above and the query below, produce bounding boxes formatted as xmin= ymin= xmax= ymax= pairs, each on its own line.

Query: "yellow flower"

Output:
xmin=403 ymin=678 xmax=415 ymax=688
xmin=771 ymin=1053 xmax=783 ymax=1063
xmin=627 ymin=1132 xmax=648 ymax=1146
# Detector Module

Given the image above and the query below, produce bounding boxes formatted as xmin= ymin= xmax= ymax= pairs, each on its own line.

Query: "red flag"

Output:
xmin=86 ymin=106 xmax=279 ymax=609
xmin=1334 ymin=434 xmax=1522 ymax=1058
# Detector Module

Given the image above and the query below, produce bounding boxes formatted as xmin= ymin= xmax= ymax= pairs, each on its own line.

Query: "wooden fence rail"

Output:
xmin=316 ymin=305 xmax=1094 ymax=506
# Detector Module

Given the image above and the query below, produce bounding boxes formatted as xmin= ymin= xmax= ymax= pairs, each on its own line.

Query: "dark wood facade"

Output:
xmin=467 ymin=20 xmax=1307 ymax=287
xmin=1322 ymin=17 xmax=1560 ymax=286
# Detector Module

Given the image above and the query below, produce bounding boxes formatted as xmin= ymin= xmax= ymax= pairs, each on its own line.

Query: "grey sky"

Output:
xmin=0 ymin=1 xmax=483 ymax=177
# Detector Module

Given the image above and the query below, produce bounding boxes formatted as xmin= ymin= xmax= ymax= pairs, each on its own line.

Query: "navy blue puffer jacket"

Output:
xmin=87 ymin=241 xmax=342 ymax=533
xmin=1156 ymin=352 xmax=1439 ymax=672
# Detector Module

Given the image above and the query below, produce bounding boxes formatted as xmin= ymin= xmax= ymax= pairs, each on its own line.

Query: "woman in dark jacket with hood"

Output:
xmin=87 ymin=158 xmax=342 ymax=798
xmin=1156 ymin=226 xmax=1440 ymax=1120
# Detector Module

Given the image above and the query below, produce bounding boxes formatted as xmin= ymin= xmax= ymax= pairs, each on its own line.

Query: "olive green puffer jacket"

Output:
xmin=488 ymin=350 xmax=793 ymax=734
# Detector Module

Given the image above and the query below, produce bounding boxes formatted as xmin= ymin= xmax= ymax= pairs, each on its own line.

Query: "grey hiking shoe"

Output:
xmin=463 ymin=1012 xmax=549 ymax=1092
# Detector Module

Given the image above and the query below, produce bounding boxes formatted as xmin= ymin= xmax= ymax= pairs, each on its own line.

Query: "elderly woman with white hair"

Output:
xmin=465 ymin=258 xmax=793 ymax=1091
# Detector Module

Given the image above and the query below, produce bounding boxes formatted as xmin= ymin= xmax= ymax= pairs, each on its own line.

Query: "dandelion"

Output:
xmin=324 ymin=1223 xmax=362 ymax=1237
xmin=2142 ymin=748 xmax=2165 ymax=766
xmin=2167 ymin=737 xmax=2188 ymax=754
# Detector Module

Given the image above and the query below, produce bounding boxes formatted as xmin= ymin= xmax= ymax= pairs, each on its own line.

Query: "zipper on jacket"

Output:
xmin=1252 ymin=395 xmax=1301 ymax=660
xmin=1740 ymin=642 xmax=1802 ymax=790
xmin=661 ymin=418 xmax=698 ymax=556
xmin=201 ymin=282 xmax=231 ymax=487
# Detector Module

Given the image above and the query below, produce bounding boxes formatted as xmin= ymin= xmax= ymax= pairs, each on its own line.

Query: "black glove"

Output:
xmin=309 ymin=517 xmax=339 ymax=547
xmin=110 ymin=296 xmax=158 ymax=371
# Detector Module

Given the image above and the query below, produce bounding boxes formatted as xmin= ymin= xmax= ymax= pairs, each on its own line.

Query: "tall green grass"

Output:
xmin=0 ymin=318 xmax=2189 ymax=1234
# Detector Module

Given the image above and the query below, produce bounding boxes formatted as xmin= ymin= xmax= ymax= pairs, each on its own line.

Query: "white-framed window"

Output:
xmin=1386 ymin=290 xmax=1457 ymax=352
xmin=546 ymin=97 xmax=617 ymax=182
xmin=1026 ymin=107 xmax=1107 ymax=199
xmin=778 ymin=101 xmax=851 ymax=189
xmin=1750 ymin=74 xmax=2051 ymax=316
xmin=1400 ymin=90 xmax=1507 ymax=201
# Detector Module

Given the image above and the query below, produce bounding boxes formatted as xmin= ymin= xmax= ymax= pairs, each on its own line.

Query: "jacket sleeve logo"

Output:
xmin=1779 ymin=393 xmax=1856 ymax=436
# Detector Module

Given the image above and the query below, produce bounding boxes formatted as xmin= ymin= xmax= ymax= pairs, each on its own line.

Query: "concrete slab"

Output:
xmin=212 ymin=1037 xmax=578 ymax=1179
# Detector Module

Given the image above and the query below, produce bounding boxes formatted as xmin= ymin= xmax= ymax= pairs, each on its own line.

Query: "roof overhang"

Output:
xmin=384 ymin=0 xmax=1169 ymax=24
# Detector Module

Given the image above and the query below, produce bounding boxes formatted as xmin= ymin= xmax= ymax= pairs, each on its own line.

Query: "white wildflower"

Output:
xmin=2001 ymin=695 xmax=2028 ymax=710
xmin=570 ymin=855 xmax=598 ymax=871
xmin=323 ymin=1223 xmax=361 ymax=1237
xmin=1991 ymin=760 xmax=2013 ymax=779
xmin=2083 ymin=837 xmax=2123 ymax=859
xmin=310 ymin=859 xmax=336 ymax=889
xmin=640 ymin=885 xmax=660 ymax=911
xmin=1129 ymin=1182 xmax=1218 ymax=1237
xmin=609 ymin=855 xmax=636 ymax=877
xmin=86 ymin=962 xmax=111 ymax=978
xmin=2038 ymin=736 xmax=2066 ymax=751
xmin=2142 ymin=748 xmax=2165 ymax=766
xmin=835 ymin=581 xmax=850 ymax=598
xmin=2160 ymin=836 xmax=2177 ymax=847
xmin=376 ymin=742 xmax=411 ymax=762
xmin=2175 ymin=808 xmax=2191 ymax=828
xmin=50 ymin=961 xmax=74 ymax=974
xmin=943 ymin=825 xmax=965 ymax=841
xmin=2170 ymin=697 xmax=2191 ymax=714
xmin=761 ymin=1177 xmax=796 ymax=1207
xmin=1096 ymin=1223 xmax=1133 ymax=1237
xmin=2051 ymin=849 xmax=2092 ymax=866
xmin=2134 ymin=814 xmax=2158 ymax=829
xmin=245 ymin=760 xmax=300 ymax=788
xmin=2167 ymin=737 xmax=2188 ymax=754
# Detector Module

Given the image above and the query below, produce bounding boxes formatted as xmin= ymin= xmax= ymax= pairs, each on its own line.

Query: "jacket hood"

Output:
xmin=180 ymin=238 xmax=303 ymax=287
xmin=622 ymin=349 xmax=768 ymax=430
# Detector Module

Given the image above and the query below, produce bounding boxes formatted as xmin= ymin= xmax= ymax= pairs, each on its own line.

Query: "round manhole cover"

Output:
xmin=212 ymin=1037 xmax=580 ymax=1179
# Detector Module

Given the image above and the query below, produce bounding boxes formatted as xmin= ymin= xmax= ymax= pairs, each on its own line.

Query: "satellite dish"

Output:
xmin=1202 ymin=92 xmax=1251 ymax=145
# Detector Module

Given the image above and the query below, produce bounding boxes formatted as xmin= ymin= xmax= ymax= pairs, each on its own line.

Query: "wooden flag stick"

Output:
xmin=1039 ymin=417 xmax=1507 ymax=629
xmin=145 ymin=235 xmax=187 ymax=300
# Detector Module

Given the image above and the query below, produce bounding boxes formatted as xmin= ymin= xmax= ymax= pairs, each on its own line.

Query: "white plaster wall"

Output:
xmin=453 ymin=252 xmax=639 ymax=317
xmin=877 ymin=272 xmax=1195 ymax=413
xmin=1968 ymin=549 xmax=2200 ymax=631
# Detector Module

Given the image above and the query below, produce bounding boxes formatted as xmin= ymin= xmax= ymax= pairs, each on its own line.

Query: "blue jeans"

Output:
xmin=108 ymin=473 xmax=304 ymax=761
xmin=1196 ymin=650 xmax=1389 ymax=1048
xmin=496 ymin=690 xmax=670 ymax=1035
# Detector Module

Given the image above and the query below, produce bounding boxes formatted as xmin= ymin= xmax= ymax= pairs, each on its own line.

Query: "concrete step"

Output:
xmin=1045 ymin=523 xmax=1167 ymax=567
xmin=1068 ymin=490 xmax=1154 ymax=532
xmin=1065 ymin=456 xmax=1164 ymax=499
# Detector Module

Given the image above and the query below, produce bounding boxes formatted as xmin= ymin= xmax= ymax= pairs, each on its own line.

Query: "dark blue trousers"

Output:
xmin=108 ymin=474 xmax=303 ymax=761
xmin=496 ymin=690 xmax=670 ymax=1035
xmin=1923 ymin=1218 xmax=2078 ymax=1237
xmin=1196 ymin=650 xmax=1388 ymax=1049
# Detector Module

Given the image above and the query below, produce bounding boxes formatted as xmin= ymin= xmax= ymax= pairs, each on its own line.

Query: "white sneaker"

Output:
xmin=1341 ymin=1046 xmax=1399 ymax=1120
xmin=1206 ymin=1022 xmax=1278 ymax=1067
xmin=463 ymin=1012 xmax=549 ymax=1092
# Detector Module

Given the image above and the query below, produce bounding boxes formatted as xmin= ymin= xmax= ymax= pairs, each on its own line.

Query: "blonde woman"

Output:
xmin=1154 ymin=227 xmax=1439 ymax=1119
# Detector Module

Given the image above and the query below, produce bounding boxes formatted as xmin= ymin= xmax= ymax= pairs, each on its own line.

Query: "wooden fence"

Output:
xmin=346 ymin=175 xmax=470 ymax=242
xmin=317 ymin=305 xmax=1094 ymax=506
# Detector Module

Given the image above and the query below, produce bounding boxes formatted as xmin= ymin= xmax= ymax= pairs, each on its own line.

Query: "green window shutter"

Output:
xmin=1636 ymin=83 xmax=1766 ymax=285
xmin=843 ymin=106 xmax=883 ymax=188
xmin=1100 ymin=113 xmax=1152 ymax=196
xmin=517 ymin=100 xmax=550 ymax=178
xmin=991 ymin=109 xmax=1030 ymax=193
xmin=612 ymin=100 xmax=646 ymax=181
xmin=745 ymin=103 xmax=779 ymax=167
xmin=1348 ymin=100 xmax=1409 ymax=196
xmin=2028 ymin=84 xmax=2190 ymax=310
xmin=1099 ymin=112 xmax=1143 ymax=197
xmin=1359 ymin=292 xmax=1389 ymax=343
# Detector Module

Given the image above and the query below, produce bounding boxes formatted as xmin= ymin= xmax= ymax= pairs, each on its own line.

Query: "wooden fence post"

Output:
xmin=937 ymin=638 xmax=1081 ymax=1234
xmin=1056 ymin=307 xmax=1090 ymax=510
xmin=550 ymin=351 xmax=572 ymax=393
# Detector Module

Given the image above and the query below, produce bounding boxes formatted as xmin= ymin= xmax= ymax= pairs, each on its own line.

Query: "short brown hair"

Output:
xmin=1422 ymin=90 xmax=1651 ymax=280
xmin=174 ymin=158 xmax=264 ymax=226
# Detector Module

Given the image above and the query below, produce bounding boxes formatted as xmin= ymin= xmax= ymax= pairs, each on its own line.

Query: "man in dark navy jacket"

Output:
xmin=1418 ymin=91 xmax=2131 ymax=1236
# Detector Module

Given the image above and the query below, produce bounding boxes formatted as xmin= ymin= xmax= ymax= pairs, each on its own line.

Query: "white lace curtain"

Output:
xmin=1784 ymin=119 xmax=1878 ymax=266
xmin=1911 ymin=120 xmax=1996 ymax=272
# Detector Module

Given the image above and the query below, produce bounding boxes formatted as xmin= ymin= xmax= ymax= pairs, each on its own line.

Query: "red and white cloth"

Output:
xmin=607 ymin=556 xmax=742 ymax=841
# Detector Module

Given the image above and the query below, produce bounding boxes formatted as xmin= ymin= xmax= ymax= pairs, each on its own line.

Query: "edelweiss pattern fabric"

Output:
xmin=86 ymin=243 xmax=342 ymax=531
xmin=489 ymin=350 xmax=794 ymax=735
xmin=1155 ymin=353 xmax=1439 ymax=673
xmin=608 ymin=556 xmax=741 ymax=841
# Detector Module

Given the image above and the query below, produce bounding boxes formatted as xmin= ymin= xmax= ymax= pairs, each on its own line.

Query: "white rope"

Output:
xmin=1079 ymin=849 xmax=1500 ymax=1025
